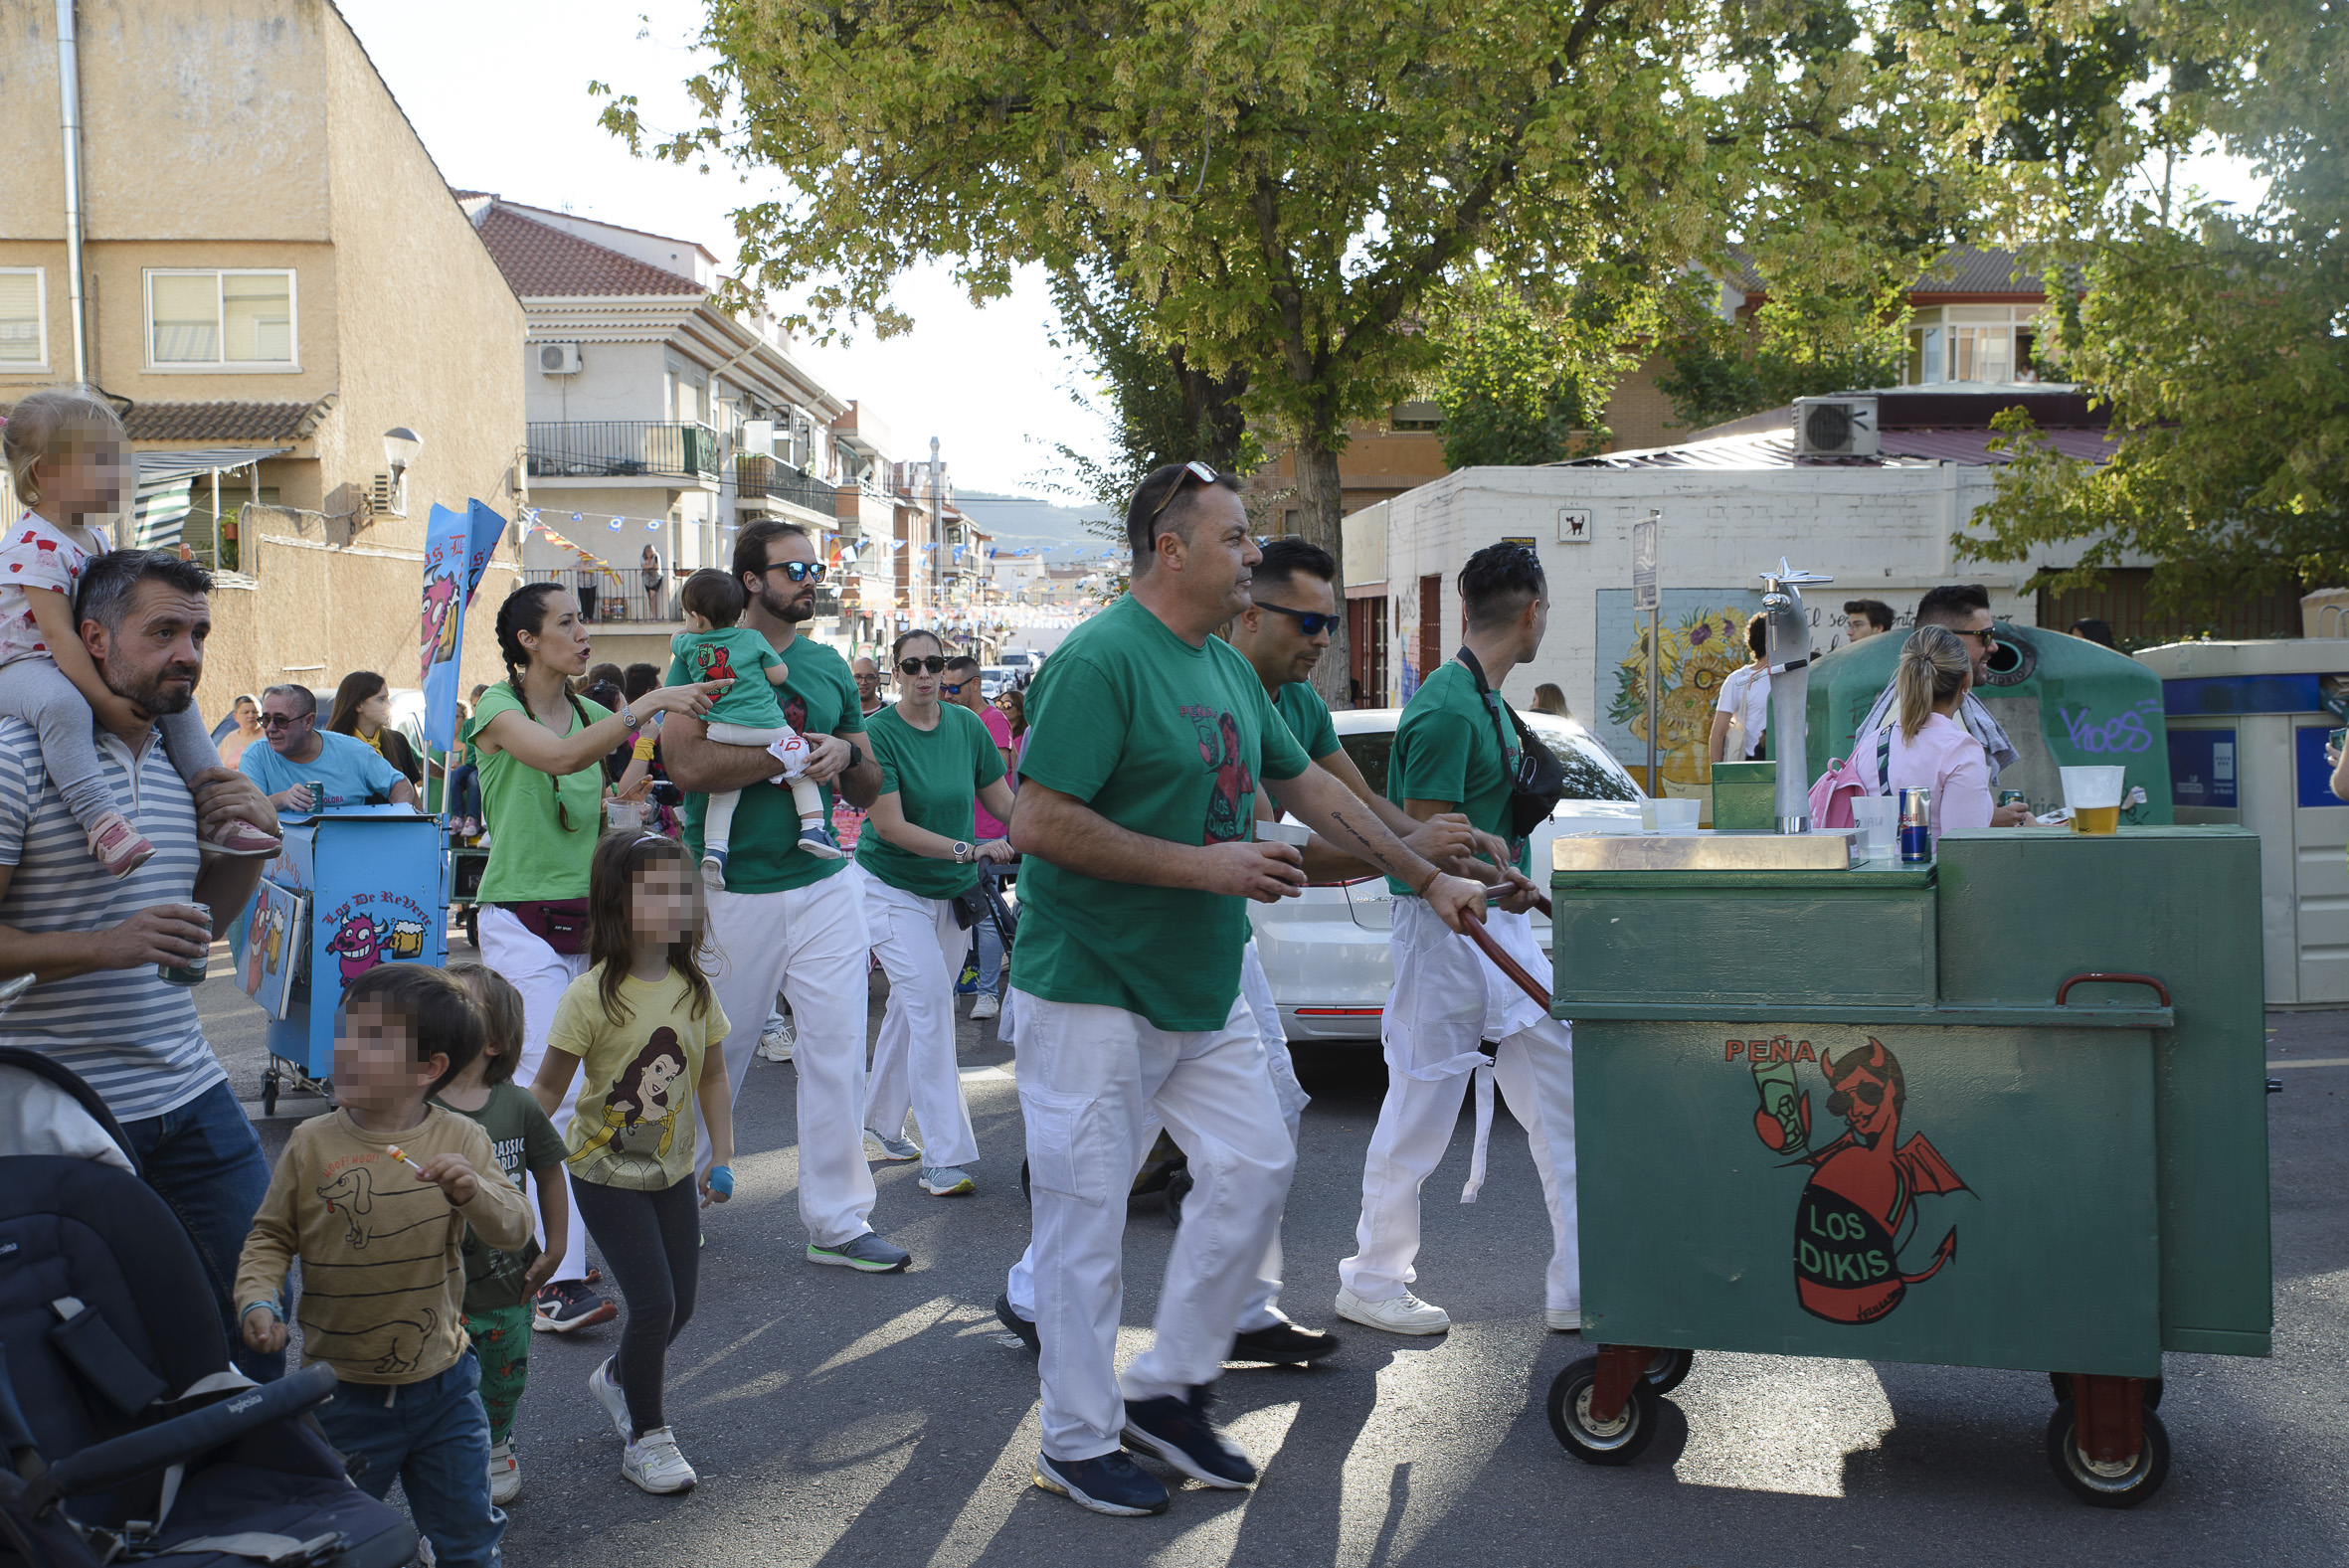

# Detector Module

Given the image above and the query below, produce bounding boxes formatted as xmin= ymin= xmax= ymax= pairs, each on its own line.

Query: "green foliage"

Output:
xmin=1651 ymin=271 xmax=1910 ymax=432
xmin=1959 ymin=0 xmax=2349 ymax=619
xmin=1429 ymin=269 xmax=1643 ymax=467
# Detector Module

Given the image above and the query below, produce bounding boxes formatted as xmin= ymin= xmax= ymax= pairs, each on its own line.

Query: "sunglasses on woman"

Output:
xmin=1256 ymin=602 xmax=1341 ymax=636
xmin=897 ymin=655 xmax=948 ymax=675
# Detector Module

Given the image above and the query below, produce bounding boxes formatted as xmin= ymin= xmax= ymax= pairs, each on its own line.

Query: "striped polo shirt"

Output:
xmin=0 ymin=717 xmax=223 ymax=1120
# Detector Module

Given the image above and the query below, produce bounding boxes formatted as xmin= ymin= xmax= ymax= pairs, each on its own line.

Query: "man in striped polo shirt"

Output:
xmin=0 ymin=550 xmax=282 ymax=1378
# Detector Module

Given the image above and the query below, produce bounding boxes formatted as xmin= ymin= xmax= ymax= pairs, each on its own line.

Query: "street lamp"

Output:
xmin=383 ymin=427 xmax=423 ymax=480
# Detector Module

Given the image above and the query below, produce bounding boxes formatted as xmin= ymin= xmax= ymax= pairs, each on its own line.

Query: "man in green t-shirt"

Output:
xmin=658 ymin=521 xmax=911 ymax=1276
xmin=1007 ymin=461 xmax=1487 ymax=1519
xmin=1336 ymin=541 xmax=1581 ymax=1341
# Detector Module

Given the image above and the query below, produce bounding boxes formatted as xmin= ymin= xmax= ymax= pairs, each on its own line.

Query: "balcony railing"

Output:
xmin=737 ymin=455 xmax=839 ymax=516
xmin=525 ymin=566 xmax=676 ymax=624
xmin=527 ymin=422 xmax=718 ymax=482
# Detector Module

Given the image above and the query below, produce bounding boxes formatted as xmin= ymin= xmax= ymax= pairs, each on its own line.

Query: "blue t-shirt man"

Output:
xmin=239 ymin=728 xmax=406 ymax=808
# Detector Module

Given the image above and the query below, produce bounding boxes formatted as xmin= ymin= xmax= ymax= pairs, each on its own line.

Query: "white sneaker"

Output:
xmin=1546 ymin=1307 xmax=1582 ymax=1332
xmin=487 ymin=1439 xmax=521 ymax=1504
xmin=588 ymin=1357 xmax=632 ymax=1444
xmin=756 ymin=1012 xmax=795 ymax=1062
xmin=970 ymin=992 xmax=1001 ymax=1021
xmin=621 ymin=1426 xmax=697 ymax=1494
xmin=1335 ymin=1286 xmax=1451 ymax=1335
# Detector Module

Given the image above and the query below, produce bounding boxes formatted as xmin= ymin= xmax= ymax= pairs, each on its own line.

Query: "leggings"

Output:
xmin=571 ymin=1174 xmax=699 ymax=1439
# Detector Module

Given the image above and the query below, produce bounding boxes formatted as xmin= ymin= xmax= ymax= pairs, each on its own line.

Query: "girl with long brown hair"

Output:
xmin=1877 ymin=625 xmax=1994 ymax=844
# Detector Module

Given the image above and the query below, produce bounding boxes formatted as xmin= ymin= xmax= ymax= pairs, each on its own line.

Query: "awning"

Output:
xmin=132 ymin=446 xmax=287 ymax=550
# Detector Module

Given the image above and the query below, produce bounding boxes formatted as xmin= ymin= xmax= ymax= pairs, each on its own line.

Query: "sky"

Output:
xmin=338 ymin=0 xmax=1109 ymax=495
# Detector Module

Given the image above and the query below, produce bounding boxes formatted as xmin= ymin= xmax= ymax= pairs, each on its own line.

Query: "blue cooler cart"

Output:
xmin=235 ymin=807 xmax=450 ymax=1115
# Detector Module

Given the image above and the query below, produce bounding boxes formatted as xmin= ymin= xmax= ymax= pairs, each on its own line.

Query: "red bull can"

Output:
xmin=1898 ymin=786 xmax=1933 ymax=864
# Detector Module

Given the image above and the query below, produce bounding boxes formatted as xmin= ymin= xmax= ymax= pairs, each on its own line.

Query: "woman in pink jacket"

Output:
xmin=1881 ymin=625 xmax=1994 ymax=843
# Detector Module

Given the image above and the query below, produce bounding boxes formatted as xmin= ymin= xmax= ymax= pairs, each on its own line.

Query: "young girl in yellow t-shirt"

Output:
xmin=530 ymin=833 xmax=733 ymax=1497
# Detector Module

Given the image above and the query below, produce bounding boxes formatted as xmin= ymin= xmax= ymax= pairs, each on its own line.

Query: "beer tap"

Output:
xmin=1758 ymin=558 xmax=1833 ymax=833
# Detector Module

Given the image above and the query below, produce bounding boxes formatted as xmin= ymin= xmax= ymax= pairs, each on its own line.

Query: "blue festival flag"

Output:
xmin=419 ymin=503 xmax=472 ymax=754
xmin=462 ymin=499 xmax=506 ymax=600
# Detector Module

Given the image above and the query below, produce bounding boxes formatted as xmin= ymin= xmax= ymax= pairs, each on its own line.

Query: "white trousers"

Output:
xmin=860 ymin=870 xmax=980 ymax=1168
xmin=1013 ymin=989 xmax=1295 ymax=1462
xmin=699 ymin=867 xmax=878 ymax=1247
xmin=477 ymin=904 xmax=592 ymax=1285
xmin=1338 ymin=900 xmax=1580 ymax=1312
xmin=1007 ymin=942 xmax=1303 ymax=1331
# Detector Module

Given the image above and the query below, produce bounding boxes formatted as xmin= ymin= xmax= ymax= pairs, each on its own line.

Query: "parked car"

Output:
xmin=980 ymin=665 xmax=1018 ymax=701
xmin=1250 ymin=706 xmax=1646 ymax=1045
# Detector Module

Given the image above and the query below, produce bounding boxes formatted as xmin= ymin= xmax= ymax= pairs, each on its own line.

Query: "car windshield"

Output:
xmin=1341 ymin=714 xmax=1640 ymax=803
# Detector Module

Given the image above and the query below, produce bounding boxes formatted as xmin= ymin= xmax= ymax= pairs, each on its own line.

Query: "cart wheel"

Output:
xmin=1644 ymin=1347 xmax=1695 ymax=1394
xmin=1164 ymin=1165 xmax=1193 ymax=1227
xmin=2046 ymin=1403 xmax=2169 ymax=1507
xmin=262 ymin=1069 xmax=278 ymax=1119
xmin=1545 ymin=1355 xmax=1660 ymax=1466
xmin=2051 ymin=1372 xmax=2163 ymax=1410
xmin=1019 ymin=1159 xmax=1031 ymax=1202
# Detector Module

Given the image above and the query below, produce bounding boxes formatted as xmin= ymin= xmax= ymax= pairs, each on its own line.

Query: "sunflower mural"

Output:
xmin=1607 ymin=605 xmax=1754 ymax=788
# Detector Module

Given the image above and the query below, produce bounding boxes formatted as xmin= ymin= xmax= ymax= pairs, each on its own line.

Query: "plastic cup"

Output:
xmin=605 ymin=798 xmax=645 ymax=833
xmin=2060 ymin=766 xmax=2127 ymax=835
xmin=1849 ymin=795 xmax=1898 ymax=858
xmin=1254 ymin=820 xmax=1313 ymax=848
xmin=1653 ymin=798 xmax=1701 ymax=834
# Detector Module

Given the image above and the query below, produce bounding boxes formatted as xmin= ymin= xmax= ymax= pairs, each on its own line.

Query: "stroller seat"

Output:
xmin=0 ymin=1048 xmax=416 ymax=1567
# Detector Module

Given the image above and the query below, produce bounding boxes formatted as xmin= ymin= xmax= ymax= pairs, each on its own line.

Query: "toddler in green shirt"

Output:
xmin=670 ymin=568 xmax=840 ymax=887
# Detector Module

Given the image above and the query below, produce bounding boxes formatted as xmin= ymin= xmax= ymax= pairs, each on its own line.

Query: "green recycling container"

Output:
xmin=1806 ymin=625 xmax=2174 ymax=822
xmin=1544 ymin=825 xmax=2266 ymax=1505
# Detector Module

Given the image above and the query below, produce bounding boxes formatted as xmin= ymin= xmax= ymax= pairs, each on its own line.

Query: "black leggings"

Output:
xmin=572 ymin=1174 xmax=699 ymax=1438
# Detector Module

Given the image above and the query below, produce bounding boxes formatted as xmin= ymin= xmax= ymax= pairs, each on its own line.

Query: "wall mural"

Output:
xmin=1594 ymin=589 xmax=1766 ymax=788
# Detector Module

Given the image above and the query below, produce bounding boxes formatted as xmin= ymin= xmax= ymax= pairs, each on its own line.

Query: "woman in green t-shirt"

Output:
xmin=466 ymin=581 xmax=722 ymax=1328
xmin=856 ymin=629 xmax=1014 ymax=1197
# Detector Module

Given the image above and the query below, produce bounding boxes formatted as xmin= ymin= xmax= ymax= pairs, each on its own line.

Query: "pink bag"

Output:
xmin=1807 ymin=728 xmax=1894 ymax=828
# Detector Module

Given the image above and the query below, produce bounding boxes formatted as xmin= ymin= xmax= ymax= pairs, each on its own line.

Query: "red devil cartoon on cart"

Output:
xmin=1747 ymin=1036 xmax=1969 ymax=1324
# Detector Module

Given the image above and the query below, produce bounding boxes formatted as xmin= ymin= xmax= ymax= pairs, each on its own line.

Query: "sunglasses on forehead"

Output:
xmin=1140 ymin=460 xmax=1224 ymax=557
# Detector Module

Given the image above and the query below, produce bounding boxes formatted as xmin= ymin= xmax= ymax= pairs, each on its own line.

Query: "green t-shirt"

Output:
xmin=668 ymin=631 xmax=863 ymax=895
xmin=1384 ymin=659 xmax=1532 ymax=895
xmin=855 ymin=703 xmax=1006 ymax=900
xmin=547 ymin=966 xmax=731 ymax=1192
xmin=1275 ymin=680 xmax=1342 ymax=763
xmin=670 ymin=626 xmax=787 ymax=729
xmin=464 ymin=684 xmax=614 ymax=903
xmin=431 ymin=1082 xmax=567 ymax=1312
xmin=1012 ymin=594 xmax=1312 ymax=1031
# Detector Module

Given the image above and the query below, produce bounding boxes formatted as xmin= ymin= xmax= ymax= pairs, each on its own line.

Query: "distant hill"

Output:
xmin=954 ymin=491 xmax=1118 ymax=551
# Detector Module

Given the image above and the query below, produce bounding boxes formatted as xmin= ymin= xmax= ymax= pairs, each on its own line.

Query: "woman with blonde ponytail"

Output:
xmin=1879 ymin=625 xmax=1994 ymax=843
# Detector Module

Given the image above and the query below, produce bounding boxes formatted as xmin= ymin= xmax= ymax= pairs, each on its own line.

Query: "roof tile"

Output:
xmin=474 ymin=205 xmax=702 ymax=299
xmin=118 ymin=396 xmax=334 ymax=443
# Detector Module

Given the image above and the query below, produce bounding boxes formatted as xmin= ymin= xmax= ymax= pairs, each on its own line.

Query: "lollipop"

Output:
xmin=386 ymin=1145 xmax=431 ymax=1177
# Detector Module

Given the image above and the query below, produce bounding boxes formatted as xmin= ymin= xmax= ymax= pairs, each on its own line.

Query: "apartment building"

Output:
xmin=0 ymin=0 xmax=528 ymax=710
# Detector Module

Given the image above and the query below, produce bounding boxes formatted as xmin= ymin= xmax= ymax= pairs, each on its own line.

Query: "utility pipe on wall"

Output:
xmin=56 ymin=0 xmax=89 ymax=383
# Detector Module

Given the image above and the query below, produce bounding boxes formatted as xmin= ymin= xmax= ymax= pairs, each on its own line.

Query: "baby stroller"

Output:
xmin=0 ymin=1044 xmax=415 ymax=1567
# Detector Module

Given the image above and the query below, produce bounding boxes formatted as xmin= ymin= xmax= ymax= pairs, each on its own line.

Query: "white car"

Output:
xmin=1250 ymin=706 xmax=1646 ymax=1045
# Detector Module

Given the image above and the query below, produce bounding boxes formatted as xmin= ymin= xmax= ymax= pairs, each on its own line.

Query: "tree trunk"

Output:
xmin=1291 ymin=435 xmax=1354 ymax=708
xmin=1175 ymin=353 xmax=1250 ymax=471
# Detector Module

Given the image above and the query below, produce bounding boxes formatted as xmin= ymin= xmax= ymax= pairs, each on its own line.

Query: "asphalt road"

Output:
xmin=195 ymin=947 xmax=2349 ymax=1568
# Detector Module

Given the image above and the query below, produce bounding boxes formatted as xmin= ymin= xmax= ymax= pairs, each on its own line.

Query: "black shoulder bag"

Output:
xmin=1455 ymin=648 xmax=1565 ymax=838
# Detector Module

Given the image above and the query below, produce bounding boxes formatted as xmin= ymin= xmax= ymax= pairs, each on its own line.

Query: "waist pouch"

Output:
xmin=951 ymin=887 xmax=985 ymax=930
xmin=495 ymin=898 xmax=590 ymax=955
xmin=1456 ymin=647 xmax=1565 ymax=839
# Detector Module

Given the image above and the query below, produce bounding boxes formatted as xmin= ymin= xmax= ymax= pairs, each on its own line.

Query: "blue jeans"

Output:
xmin=122 ymin=1081 xmax=278 ymax=1383
xmin=447 ymin=764 xmax=482 ymax=821
xmin=973 ymin=863 xmax=1008 ymax=995
xmin=315 ymin=1352 xmax=503 ymax=1568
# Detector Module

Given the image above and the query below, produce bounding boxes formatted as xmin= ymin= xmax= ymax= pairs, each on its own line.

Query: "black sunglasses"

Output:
xmin=764 ymin=561 xmax=826 ymax=584
xmin=897 ymin=655 xmax=948 ymax=675
xmin=941 ymin=681 xmax=969 ymax=695
xmin=1952 ymin=625 xmax=1999 ymax=645
xmin=261 ymin=712 xmax=311 ymax=730
xmin=1256 ymin=601 xmax=1340 ymax=637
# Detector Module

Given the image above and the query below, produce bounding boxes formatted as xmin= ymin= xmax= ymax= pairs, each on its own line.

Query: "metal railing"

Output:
xmin=737 ymin=454 xmax=839 ymax=516
xmin=525 ymin=566 xmax=676 ymax=624
xmin=527 ymin=422 xmax=719 ymax=481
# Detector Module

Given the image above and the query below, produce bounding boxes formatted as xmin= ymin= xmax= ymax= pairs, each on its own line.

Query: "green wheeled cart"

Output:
xmin=1543 ymin=826 xmax=2271 ymax=1507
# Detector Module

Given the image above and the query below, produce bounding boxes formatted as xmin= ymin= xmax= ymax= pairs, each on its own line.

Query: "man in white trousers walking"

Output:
xmin=661 ymin=519 xmax=911 ymax=1275
xmin=1337 ymin=541 xmax=1583 ymax=1337
xmin=1006 ymin=461 xmax=1487 ymax=1517
xmin=994 ymin=535 xmax=1483 ymax=1362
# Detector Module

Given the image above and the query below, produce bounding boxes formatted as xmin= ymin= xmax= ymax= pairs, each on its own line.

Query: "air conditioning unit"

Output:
xmin=537 ymin=342 xmax=583 ymax=376
xmin=1793 ymin=396 xmax=1880 ymax=458
xmin=740 ymin=420 xmax=775 ymax=458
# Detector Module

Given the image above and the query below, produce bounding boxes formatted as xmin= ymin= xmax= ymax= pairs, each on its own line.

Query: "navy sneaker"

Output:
xmin=1121 ymin=1386 xmax=1257 ymax=1488
xmin=1033 ymin=1451 xmax=1169 ymax=1516
xmin=994 ymin=1293 xmax=1039 ymax=1354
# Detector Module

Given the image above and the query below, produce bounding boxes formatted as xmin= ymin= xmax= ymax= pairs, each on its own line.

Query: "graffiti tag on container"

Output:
xmin=2058 ymin=699 xmax=2160 ymax=756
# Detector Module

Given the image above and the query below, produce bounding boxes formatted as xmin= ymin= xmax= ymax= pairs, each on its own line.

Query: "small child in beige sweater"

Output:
xmin=235 ymin=964 xmax=531 ymax=1568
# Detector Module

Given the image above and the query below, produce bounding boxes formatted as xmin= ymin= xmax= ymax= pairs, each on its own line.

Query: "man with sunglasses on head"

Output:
xmin=1005 ymin=460 xmax=1488 ymax=1517
xmin=1335 ymin=542 xmax=1582 ymax=1341
xmin=1853 ymin=584 xmax=2029 ymax=826
xmin=658 ymin=520 xmax=915 ymax=1275
xmin=943 ymin=653 xmax=1018 ymax=1020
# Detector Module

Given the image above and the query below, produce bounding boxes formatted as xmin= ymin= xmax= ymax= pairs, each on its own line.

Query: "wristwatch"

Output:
xmin=952 ymin=840 xmax=974 ymax=863
xmin=618 ymin=703 xmax=638 ymax=730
